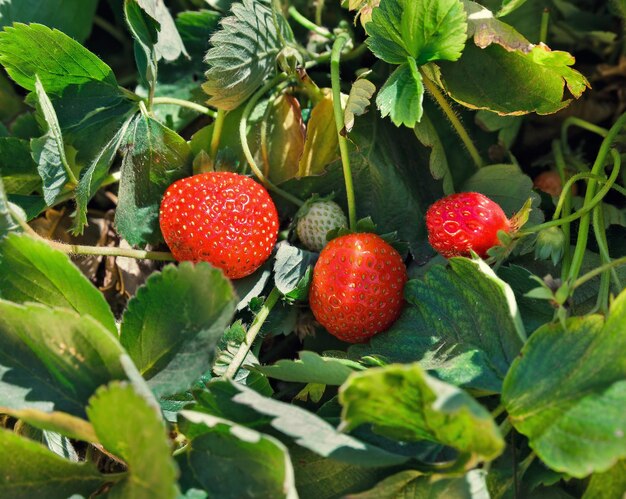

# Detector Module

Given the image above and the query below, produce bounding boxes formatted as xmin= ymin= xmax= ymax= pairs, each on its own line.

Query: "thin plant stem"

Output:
xmin=421 ymin=71 xmax=484 ymax=169
xmin=331 ymin=33 xmax=357 ymax=230
xmin=239 ymin=75 xmax=304 ymax=207
xmin=499 ymin=418 xmax=513 ymax=439
xmin=306 ymin=42 xmax=369 ymax=67
xmin=288 ymin=6 xmax=332 ymax=38
xmin=224 ymin=288 xmax=281 ymax=378
xmin=315 ymin=0 xmax=325 ymax=25
xmin=592 ymin=203 xmax=622 ymax=293
xmin=568 ymin=112 xmax=626 ymax=281
xmin=260 ymin=91 xmax=280 ymax=178
xmin=573 ymin=255 xmax=626 ymax=290
xmin=271 ymin=0 xmax=288 ymax=48
xmin=552 ymin=140 xmax=572 ymax=277
xmin=561 ymin=116 xmax=608 ymax=151
xmin=50 ymin=242 xmax=176 ymax=261
xmin=539 ymin=9 xmax=550 ymax=44
xmin=491 ymin=404 xmax=505 ymax=419
xmin=152 ymin=97 xmax=217 ymax=118
xmin=8 ymin=206 xmax=175 ymax=261
xmin=592 ymin=205 xmax=611 ymax=313
xmin=210 ymin=109 xmax=227 ymax=159
xmin=552 ymin=173 xmax=604 ymax=220
xmin=519 ymin=151 xmax=621 ymax=236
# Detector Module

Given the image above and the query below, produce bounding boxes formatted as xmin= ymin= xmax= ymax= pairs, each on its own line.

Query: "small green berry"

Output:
xmin=296 ymin=200 xmax=348 ymax=252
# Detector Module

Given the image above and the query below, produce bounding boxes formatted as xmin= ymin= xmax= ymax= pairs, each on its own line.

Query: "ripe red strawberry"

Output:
xmin=159 ymin=172 xmax=279 ymax=279
xmin=309 ymin=233 xmax=407 ymax=343
xmin=426 ymin=192 xmax=510 ymax=258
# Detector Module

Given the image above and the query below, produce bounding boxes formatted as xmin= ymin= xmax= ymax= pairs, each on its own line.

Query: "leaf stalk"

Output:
xmin=421 ymin=71 xmax=484 ymax=170
xmin=331 ymin=33 xmax=358 ymax=230
xmin=239 ymin=74 xmax=304 ymax=207
xmin=151 ymin=97 xmax=217 ymax=118
xmin=223 ymin=287 xmax=281 ymax=379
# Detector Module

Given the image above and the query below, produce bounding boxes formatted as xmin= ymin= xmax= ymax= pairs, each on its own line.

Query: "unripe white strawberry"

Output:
xmin=296 ymin=200 xmax=348 ymax=252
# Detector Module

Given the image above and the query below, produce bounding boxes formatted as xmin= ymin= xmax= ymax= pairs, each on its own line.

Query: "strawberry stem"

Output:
xmin=518 ymin=150 xmax=621 ymax=236
xmin=591 ymin=206 xmax=612 ymax=312
xmin=223 ymin=287 xmax=281 ymax=379
xmin=239 ymin=74 xmax=305 ymax=207
xmin=552 ymin=140 xmax=572 ymax=278
xmin=7 ymin=206 xmax=176 ymax=262
xmin=539 ymin=8 xmax=550 ymax=44
xmin=572 ymin=254 xmax=626 ymax=291
xmin=560 ymin=116 xmax=608 ymax=150
xmin=288 ymin=6 xmax=332 ymax=39
xmin=330 ymin=32 xmax=358 ymax=231
xmin=210 ymin=109 xmax=227 ymax=160
xmin=421 ymin=71 xmax=484 ymax=170
xmin=567 ymin=111 xmax=626 ymax=283
xmin=151 ymin=97 xmax=217 ymax=118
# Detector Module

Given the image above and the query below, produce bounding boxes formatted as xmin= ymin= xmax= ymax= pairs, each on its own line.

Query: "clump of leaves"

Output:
xmin=0 ymin=0 xmax=624 ymax=498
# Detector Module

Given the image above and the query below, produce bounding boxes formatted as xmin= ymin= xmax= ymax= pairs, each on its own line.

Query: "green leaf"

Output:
xmin=177 ymin=411 xmax=297 ymax=498
xmin=120 ymin=262 xmax=237 ymax=398
xmin=114 ymin=113 xmax=192 ymax=246
xmin=213 ymin=334 xmax=273 ymax=396
xmin=202 ymin=0 xmax=294 ymax=110
xmin=290 ymin=446 xmax=390 ymax=499
xmin=73 ymin=112 xmax=135 ymax=234
xmin=475 ymin=110 xmax=522 ymax=150
xmin=0 ymin=0 xmax=99 ymax=42
xmin=0 ymin=301 xmax=127 ymax=416
xmin=255 ymin=351 xmax=365 ymax=385
xmin=366 ymin=0 xmax=467 ymax=65
xmin=340 ymin=364 xmax=504 ymax=465
xmin=0 ymin=137 xmax=39 ymax=192
xmin=0 ymin=23 xmax=117 ymax=93
xmin=86 ymin=382 xmax=178 ymax=499
xmin=350 ymin=258 xmax=525 ymax=393
xmin=298 ymin=91 xmax=339 ymax=177
xmin=413 ymin=110 xmax=454 ymax=194
xmin=462 ymin=163 xmax=543 ymax=225
xmin=438 ymin=42 xmax=589 ymax=115
xmin=6 ymin=193 xmax=45 ymax=220
xmin=0 ymin=429 xmax=110 ymax=499
xmin=376 ymin=60 xmax=424 ymax=127
xmin=497 ymin=265 xmax=553 ymax=334
xmin=0 ymin=177 xmax=22 ymax=238
xmin=344 ymin=78 xmax=376 ymax=133
xmin=503 ymin=290 xmax=626 ymax=478
xmin=346 ymin=469 xmax=489 ymax=498
xmin=130 ymin=0 xmax=188 ymax=62
xmin=583 ymin=460 xmax=626 ymax=499
xmin=0 ymin=70 xmax=21 ymax=122
xmin=125 ymin=0 xmax=159 ymax=89
xmin=137 ymin=10 xmax=220 ymax=131
xmin=32 ymin=76 xmax=75 ymax=205
xmin=0 ymin=408 xmax=98 ymax=443
xmin=0 ymin=233 xmax=117 ymax=334
xmin=193 ymin=380 xmax=410 ymax=467
xmin=496 ymin=0 xmax=530 ymax=17
xmin=273 ymin=242 xmax=317 ymax=300
xmin=10 ymin=111 xmax=40 ymax=139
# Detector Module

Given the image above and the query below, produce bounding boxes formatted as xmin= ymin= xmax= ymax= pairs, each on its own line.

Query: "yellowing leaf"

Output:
xmin=298 ymin=90 xmax=339 ymax=177
xmin=264 ymin=94 xmax=305 ymax=184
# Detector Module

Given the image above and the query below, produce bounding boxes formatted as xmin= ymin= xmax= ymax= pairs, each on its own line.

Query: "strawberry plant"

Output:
xmin=0 ymin=0 xmax=625 ymax=498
